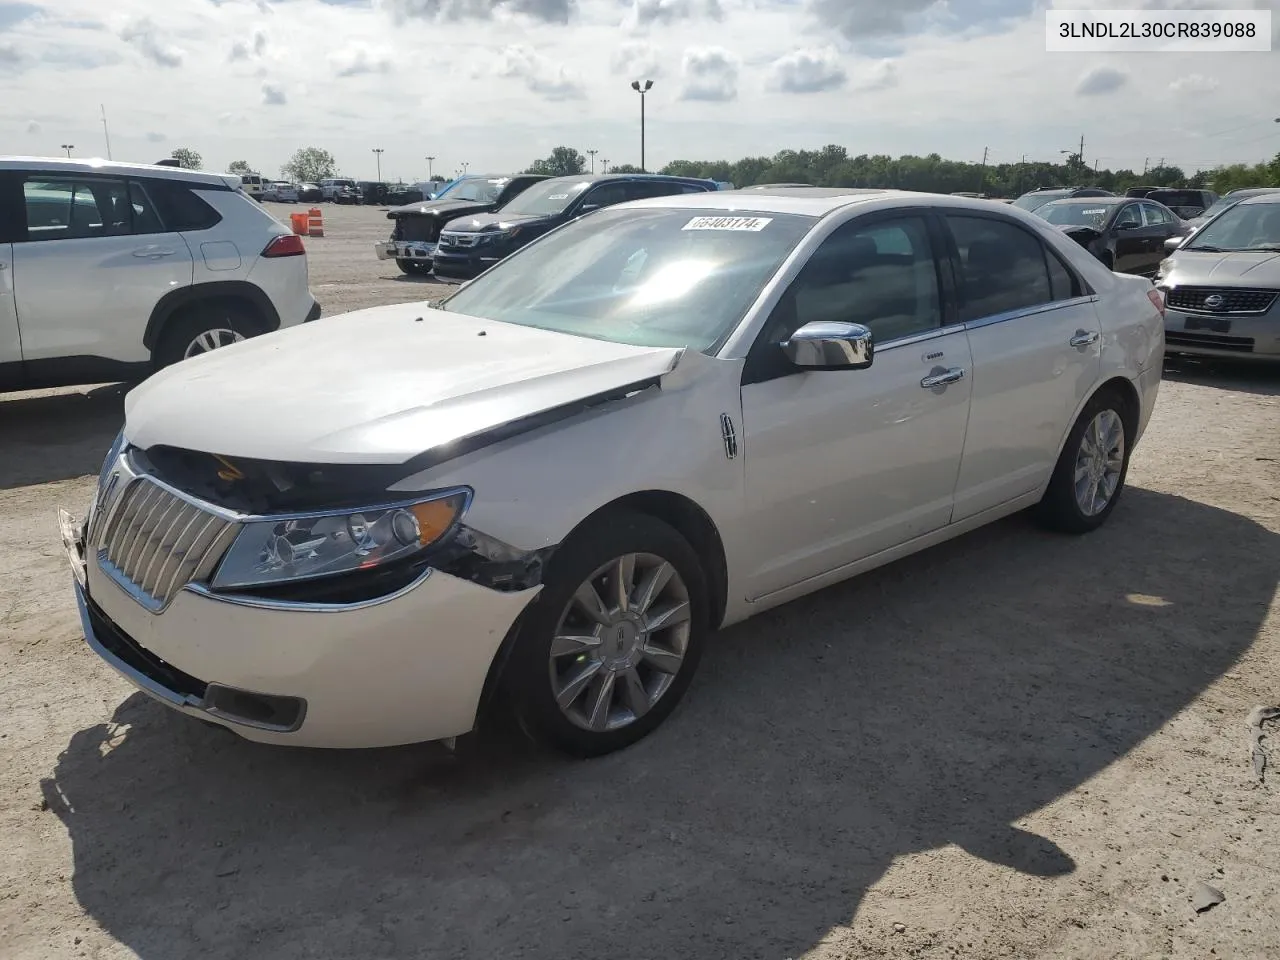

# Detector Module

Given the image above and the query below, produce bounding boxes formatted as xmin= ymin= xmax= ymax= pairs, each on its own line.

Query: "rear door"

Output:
xmin=1136 ymin=201 xmax=1177 ymax=275
xmin=942 ymin=211 xmax=1101 ymax=520
xmin=12 ymin=173 xmax=194 ymax=364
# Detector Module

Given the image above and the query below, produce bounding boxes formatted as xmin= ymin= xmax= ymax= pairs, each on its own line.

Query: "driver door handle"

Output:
xmin=920 ymin=367 xmax=965 ymax=388
xmin=1069 ymin=330 xmax=1100 ymax=347
xmin=132 ymin=246 xmax=176 ymax=259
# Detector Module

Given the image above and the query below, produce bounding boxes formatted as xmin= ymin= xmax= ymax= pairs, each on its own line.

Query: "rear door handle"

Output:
xmin=1069 ymin=330 xmax=1100 ymax=347
xmin=921 ymin=367 xmax=965 ymax=388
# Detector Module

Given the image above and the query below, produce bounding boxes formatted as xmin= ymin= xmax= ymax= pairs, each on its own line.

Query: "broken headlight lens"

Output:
xmin=209 ymin=491 xmax=467 ymax=590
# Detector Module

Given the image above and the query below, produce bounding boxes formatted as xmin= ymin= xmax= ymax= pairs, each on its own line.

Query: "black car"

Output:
xmin=297 ymin=182 xmax=323 ymax=203
xmin=357 ymin=181 xmax=391 ymax=206
xmin=431 ymin=174 xmax=721 ymax=280
xmin=1034 ymin=196 xmax=1186 ymax=276
xmin=375 ymin=174 xmax=548 ymax=276
xmin=1011 ymin=185 xmax=1113 ymax=213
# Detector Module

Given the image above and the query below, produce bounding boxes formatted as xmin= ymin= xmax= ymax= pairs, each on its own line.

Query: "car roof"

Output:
xmin=1237 ymin=193 xmax=1280 ymax=206
xmin=609 ymin=186 xmax=937 ymax=217
xmin=538 ymin=173 xmax=718 ymax=187
xmin=1041 ymin=196 xmax=1126 ymax=205
xmin=0 ymin=155 xmax=240 ymax=188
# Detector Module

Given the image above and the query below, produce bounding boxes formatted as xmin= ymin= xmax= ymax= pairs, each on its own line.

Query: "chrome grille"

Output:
xmin=96 ymin=477 xmax=239 ymax=610
xmin=438 ymin=232 xmax=480 ymax=248
xmin=1166 ymin=286 xmax=1278 ymax=315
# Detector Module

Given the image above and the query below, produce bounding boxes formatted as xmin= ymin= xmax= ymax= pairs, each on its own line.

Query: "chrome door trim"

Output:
xmin=960 ymin=295 xmax=1099 ymax=333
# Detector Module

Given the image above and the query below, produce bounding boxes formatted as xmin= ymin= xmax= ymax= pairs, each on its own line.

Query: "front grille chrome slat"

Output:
xmin=1167 ymin=286 xmax=1278 ymax=315
xmin=94 ymin=476 xmax=238 ymax=611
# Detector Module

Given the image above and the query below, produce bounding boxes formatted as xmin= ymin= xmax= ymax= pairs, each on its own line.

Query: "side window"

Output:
xmin=944 ymin=214 xmax=1053 ymax=321
xmin=128 ymin=182 xmax=166 ymax=235
xmin=146 ymin=181 xmax=223 ymax=232
xmin=1115 ymin=204 xmax=1141 ymax=228
xmin=1141 ymin=202 xmax=1168 ymax=226
xmin=1045 ymin=248 xmax=1080 ymax=301
xmin=22 ymin=177 xmax=131 ymax=242
xmin=766 ymin=216 xmax=942 ymax=345
xmin=627 ymin=181 xmax=686 ymax=201
xmin=580 ymin=182 xmax=629 ymax=210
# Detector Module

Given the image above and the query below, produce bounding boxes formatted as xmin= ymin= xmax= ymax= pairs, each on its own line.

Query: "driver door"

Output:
xmin=737 ymin=213 xmax=973 ymax=600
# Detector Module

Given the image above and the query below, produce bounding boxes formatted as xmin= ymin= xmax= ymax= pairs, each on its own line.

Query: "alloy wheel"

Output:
xmin=1073 ymin=409 xmax=1125 ymax=517
xmin=184 ymin=328 xmax=245 ymax=359
xmin=548 ymin=552 xmax=692 ymax=733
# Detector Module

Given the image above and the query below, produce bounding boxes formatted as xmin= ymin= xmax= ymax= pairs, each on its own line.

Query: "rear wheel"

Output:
xmin=154 ymin=303 xmax=260 ymax=369
xmin=1035 ymin=389 xmax=1132 ymax=534
xmin=503 ymin=510 xmax=709 ymax=757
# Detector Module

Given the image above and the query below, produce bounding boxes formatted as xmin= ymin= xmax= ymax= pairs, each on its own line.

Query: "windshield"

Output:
xmin=1012 ymin=191 xmax=1068 ymax=211
xmin=438 ymin=207 xmax=815 ymax=352
xmin=498 ymin=179 xmax=591 ymax=217
xmin=1036 ymin=200 xmax=1120 ymax=227
xmin=1185 ymin=203 xmax=1280 ymax=252
xmin=434 ymin=177 xmax=504 ymax=204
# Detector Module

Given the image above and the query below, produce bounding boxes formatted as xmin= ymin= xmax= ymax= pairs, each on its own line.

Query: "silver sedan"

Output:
xmin=1158 ymin=195 xmax=1280 ymax=361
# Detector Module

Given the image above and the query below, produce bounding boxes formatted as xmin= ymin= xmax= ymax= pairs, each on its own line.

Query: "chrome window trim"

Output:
xmin=960 ymin=294 xmax=1099 ymax=332
xmin=183 ymin=565 xmax=436 ymax=613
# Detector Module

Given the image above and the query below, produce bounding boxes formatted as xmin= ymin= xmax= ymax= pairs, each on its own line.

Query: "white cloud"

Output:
xmin=230 ymin=29 xmax=268 ymax=62
xmin=497 ymin=44 xmax=585 ymax=99
xmin=262 ymin=82 xmax=287 ymax=105
xmin=679 ymin=46 xmax=738 ymax=101
xmin=1169 ymin=73 xmax=1219 ymax=95
xmin=767 ymin=47 xmax=847 ymax=94
xmin=379 ymin=0 xmax=575 ymax=25
xmin=1076 ymin=65 xmax=1127 ymax=96
xmin=612 ymin=40 xmax=662 ymax=79
xmin=118 ymin=17 xmax=184 ymax=68
xmin=332 ymin=44 xmax=394 ymax=77
xmin=851 ymin=59 xmax=898 ymax=92
xmin=624 ymin=0 xmax=722 ymax=30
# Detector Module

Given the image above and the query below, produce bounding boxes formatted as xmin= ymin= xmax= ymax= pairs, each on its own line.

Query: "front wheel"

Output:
xmin=1036 ymin=390 xmax=1132 ymax=534
xmin=154 ymin=303 xmax=259 ymax=370
xmin=503 ymin=511 xmax=709 ymax=757
xmin=396 ymin=258 xmax=430 ymax=276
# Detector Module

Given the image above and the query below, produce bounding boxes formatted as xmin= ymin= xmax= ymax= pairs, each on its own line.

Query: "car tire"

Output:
xmin=1035 ymin=388 xmax=1133 ymax=535
xmin=396 ymin=259 xmax=430 ymax=277
xmin=503 ymin=510 xmax=710 ymax=758
xmin=154 ymin=303 xmax=261 ymax=370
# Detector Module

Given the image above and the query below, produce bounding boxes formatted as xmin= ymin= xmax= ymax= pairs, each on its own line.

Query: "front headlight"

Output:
xmin=209 ymin=490 xmax=468 ymax=591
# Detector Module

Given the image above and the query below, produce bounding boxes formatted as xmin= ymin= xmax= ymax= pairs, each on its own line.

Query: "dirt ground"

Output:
xmin=1 ymin=203 xmax=1278 ymax=960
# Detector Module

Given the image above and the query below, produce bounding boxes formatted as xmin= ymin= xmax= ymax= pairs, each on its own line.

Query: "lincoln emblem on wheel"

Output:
xmin=58 ymin=187 xmax=1164 ymax=757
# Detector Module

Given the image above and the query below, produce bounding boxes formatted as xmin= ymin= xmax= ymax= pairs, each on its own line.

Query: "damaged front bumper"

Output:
xmin=375 ymin=240 xmax=437 ymax=264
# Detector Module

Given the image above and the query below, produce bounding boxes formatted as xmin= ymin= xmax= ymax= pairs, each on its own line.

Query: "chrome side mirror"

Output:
xmin=782 ymin=321 xmax=874 ymax=370
xmin=1164 ymin=236 xmax=1185 ymax=253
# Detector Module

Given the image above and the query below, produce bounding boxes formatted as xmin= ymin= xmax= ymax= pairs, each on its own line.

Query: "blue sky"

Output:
xmin=1 ymin=0 xmax=1277 ymax=180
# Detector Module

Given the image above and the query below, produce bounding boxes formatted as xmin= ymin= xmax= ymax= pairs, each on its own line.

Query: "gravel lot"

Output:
xmin=1 ymin=203 xmax=1278 ymax=960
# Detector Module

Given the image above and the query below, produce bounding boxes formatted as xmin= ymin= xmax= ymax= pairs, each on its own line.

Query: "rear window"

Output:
xmin=147 ymin=180 xmax=223 ymax=232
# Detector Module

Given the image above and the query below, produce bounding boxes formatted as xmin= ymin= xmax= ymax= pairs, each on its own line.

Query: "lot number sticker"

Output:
xmin=682 ymin=216 xmax=773 ymax=232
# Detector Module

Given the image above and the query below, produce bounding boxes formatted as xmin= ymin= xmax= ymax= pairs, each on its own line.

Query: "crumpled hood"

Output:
xmin=444 ymin=211 xmax=551 ymax=233
xmin=1170 ymin=250 xmax=1280 ymax=283
xmin=124 ymin=304 xmax=683 ymax=465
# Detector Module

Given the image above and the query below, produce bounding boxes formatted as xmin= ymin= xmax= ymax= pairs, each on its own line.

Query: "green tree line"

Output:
xmin=526 ymin=145 xmax=1280 ymax=196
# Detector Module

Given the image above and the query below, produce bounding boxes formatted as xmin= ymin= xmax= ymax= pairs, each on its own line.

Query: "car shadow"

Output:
xmin=41 ymin=488 xmax=1272 ymax=959
xmin=0 ymin=384 xmax=126 ymax=490
xmin=1162 ymin=356 xmax=1280 ymax=396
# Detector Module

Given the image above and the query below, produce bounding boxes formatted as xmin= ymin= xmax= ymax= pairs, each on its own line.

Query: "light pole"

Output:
xmin=631 ymin=79 xmax=653 ymax=172
xmin=460 ymin=162 xmax=469 ymax=175
xmin=587 ymin=149 xmax=598 ymax=173
xmin=601 ymin=158 xmax=609 ymax=174
xmin=372 ymin=147 xmax=384 ymax=181
xmin=61 ymin=143 xmax=74 ymax=157
xmin=425 ymin=155 xmax=435 ymax=179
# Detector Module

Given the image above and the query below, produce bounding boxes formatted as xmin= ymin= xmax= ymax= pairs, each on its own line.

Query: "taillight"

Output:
xmin=262 ymin=234 xmax=305 ymax=257
xmin=1147 ymin=287 xmax=1165 ymax=317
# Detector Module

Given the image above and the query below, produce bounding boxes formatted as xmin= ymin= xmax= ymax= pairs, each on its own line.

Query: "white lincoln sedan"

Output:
xmin=59 ymin=188 xmax=1165 ymax=757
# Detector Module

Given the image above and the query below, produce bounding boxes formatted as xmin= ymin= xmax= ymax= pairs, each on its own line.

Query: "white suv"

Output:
xmin=0 ymin=157 xmax=320 ymax=392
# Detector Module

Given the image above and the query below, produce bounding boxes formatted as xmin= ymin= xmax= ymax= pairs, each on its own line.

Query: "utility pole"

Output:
xmin=977 ymin=146 xmax=988 ymax=191
xmin=61 ymin=144 xmax=74 ymax=157
xmin=1078 ymin=133 xmax=1085 ymax=167
xmin=100 ymin=104 xmax=112 ymax=160
xmin=587 ymin=149 xmax=598 ymax=173
xmin=425 ymin=156 xmax=435 ymax=179
xmin=372 ymin=147 xmax=384 ymax=181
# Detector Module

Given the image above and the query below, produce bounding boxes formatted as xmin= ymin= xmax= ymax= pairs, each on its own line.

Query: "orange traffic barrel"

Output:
xmin=289 ymin=212 xmax=308 ymax=236
xmin=307 ymin=207 xmax=324 ymax=238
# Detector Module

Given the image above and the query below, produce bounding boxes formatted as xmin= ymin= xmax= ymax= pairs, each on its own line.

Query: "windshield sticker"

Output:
xmin=548 ymin=194 xmax=569 ymax=200
xmin=682 ymin=216 xmax=773 ymax=232
xmin=1081 ymin=208 xmax=1107 ymax=215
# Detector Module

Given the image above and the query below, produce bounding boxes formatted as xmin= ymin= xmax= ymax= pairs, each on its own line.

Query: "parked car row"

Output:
xmin=375 ymin=172 xmax=730 ymax=279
